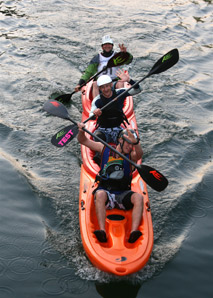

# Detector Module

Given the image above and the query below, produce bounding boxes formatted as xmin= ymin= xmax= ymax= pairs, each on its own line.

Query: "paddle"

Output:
xmin=54 ymin=51 xmax=131 ymax=104
xmin=48 ymin=48 xmax=179 ymax=147
xmin=43 ymin=101 xmax=168 ymax=191
xmin=43 ymin=100 xmax=81 ymax=147
xmin=51 ymin=124 xmax=79 ymax=147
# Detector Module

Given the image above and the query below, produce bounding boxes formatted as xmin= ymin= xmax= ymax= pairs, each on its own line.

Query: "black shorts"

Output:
xmin=95 ymin=189 xmax=134 ymax=210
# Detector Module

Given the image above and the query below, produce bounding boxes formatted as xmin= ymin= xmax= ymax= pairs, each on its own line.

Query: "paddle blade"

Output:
xmin=51 ymin=124 xmax=79 ymax=147
xmin=107 ymin=52 xmax=131 ymax=68
xmin=137 ymin=164 xmax=168 ymax=192
xmin=149 ymin=48 xmax=179 ymax=76
xmin=43 ymin=99 xmax=71 ymax=121
xmin=54 ymin=93 xmax=72 ymax=103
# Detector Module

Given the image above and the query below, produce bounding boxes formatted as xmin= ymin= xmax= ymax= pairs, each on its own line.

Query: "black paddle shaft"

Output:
xmin=80 ymin=125 xmax=168 ymax=192
xmin=55 ymin=52 xmax=131 ymax=103
xmin=43 ymin=100 xmax=168 ymax=191
xmin=55 ymin=48 xmax=178 ymax=105
xmin=46 ymin=48 xmax=179 ymax=148
xmin=44 ymin=48 xmax=180 ymax=190
xmin=83 ymin=48 xmax=179 ymax=121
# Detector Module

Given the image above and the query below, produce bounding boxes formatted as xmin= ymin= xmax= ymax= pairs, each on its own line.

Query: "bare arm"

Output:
xmin=131 ymin=143 xmax=143 ymax=162
xmin=77 ymin=123 xmax=104 ymax=153
xmin=116 ymin=69 xmax=142 ymax=95
xmin=89 ymin=96 xmax=100 ymax=117
xmin=123 ymin=129 xmax=143 ymax=162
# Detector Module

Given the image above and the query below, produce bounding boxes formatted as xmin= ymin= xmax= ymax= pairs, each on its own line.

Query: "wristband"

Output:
xmin=129 ymin=79 xmax=135 ymax=85
xmin=133 ymin=138 xmax=140 ymax=145
xmin=129 ymin=79 xmax=139 ymax=89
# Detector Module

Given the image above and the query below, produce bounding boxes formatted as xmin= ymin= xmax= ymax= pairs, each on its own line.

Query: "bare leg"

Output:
xmin=127 ymin=193 xmax=143 ymax=243
xmin=95 ymin=190 xmax=108 ymax=231
xmin=130 ymin=193 xmax=143 ymax=232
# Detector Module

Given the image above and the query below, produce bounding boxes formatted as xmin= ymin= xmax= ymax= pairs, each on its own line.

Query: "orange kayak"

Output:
xmin=79 ymin=80 xmax=153 ymax=276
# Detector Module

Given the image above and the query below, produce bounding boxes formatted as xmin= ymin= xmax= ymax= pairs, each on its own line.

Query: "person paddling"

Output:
xmin=77 ymin=124 xmax=144 ymax=243
xmin=89 ymin=69 xmax=142 ymax=163
xmin=75 ymin=35 xmax=133 ymax=98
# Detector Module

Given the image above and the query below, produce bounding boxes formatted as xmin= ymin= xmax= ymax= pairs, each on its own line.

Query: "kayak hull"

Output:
xmin=79 ymin=79 xmax=153 ymax=276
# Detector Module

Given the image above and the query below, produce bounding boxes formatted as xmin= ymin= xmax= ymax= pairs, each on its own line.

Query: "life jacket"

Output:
xmin=96 ymin=90 xmax=129 ymax=128
xmin=95 ymin=146 xmax=132 ymax=192
xmin=97 ymin=52 xmax=118 ymax=80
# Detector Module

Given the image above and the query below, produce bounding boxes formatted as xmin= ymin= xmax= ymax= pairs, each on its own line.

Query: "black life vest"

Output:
xmin=96 ymin=90 xmax=129 ymax=128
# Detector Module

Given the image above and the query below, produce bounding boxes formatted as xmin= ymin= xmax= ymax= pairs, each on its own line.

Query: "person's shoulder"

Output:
xmin=91 ymin=94 xmax=101 ymax=108
xmin=90 ymin=53 xmax=100 ymax=64
xmin=92 ymin=93 xmax=101 ymax=102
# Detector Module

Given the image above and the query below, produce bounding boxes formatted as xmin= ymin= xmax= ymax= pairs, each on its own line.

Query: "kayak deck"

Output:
xmin=79 ymin=164 xmax=153 ymax=275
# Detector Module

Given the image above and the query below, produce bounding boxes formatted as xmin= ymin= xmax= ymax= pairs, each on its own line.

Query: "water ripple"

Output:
xmin=0 ymin=0 xmax=212 ymax=293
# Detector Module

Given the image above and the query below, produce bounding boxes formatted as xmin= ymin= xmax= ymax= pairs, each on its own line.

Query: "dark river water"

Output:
xmin=0 ymin=0 xmax=212 ymax=297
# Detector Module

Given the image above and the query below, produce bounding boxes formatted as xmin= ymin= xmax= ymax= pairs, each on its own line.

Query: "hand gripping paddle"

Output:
xmin=54 ymin=51 xmax=131 ymax=104
xmin=48 ymin=48 xmax=179 ymax=147
xmin=43 ymin=99 xmax=169 ymax=192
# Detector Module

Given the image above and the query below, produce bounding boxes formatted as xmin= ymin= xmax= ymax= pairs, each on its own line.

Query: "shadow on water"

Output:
xmin=95 ymin=281 xmax=141 ymax=298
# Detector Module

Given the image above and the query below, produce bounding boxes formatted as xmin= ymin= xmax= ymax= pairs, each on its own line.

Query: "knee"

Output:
xmin=131 ymin=193 xmax=143 ymax=207
xmin=95 ymin=190 xmax=107 ymax=204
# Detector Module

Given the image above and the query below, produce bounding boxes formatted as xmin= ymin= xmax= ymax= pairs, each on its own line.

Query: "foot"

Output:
xmin=128 ymin=230 xmax=142 ymax=243
xmin=94 ymin=230 xmax=107 ymax=243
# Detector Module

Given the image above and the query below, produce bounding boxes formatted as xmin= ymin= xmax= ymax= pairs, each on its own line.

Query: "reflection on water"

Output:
xmin=96 ymin=281 xmax=141 ymax=298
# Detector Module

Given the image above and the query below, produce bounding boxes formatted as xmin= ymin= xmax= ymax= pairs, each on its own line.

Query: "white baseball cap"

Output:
xmin=97 ymin=75 xmax=112 ymax=87
xmin=102 ymin=35 xmax=113 ymax=45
